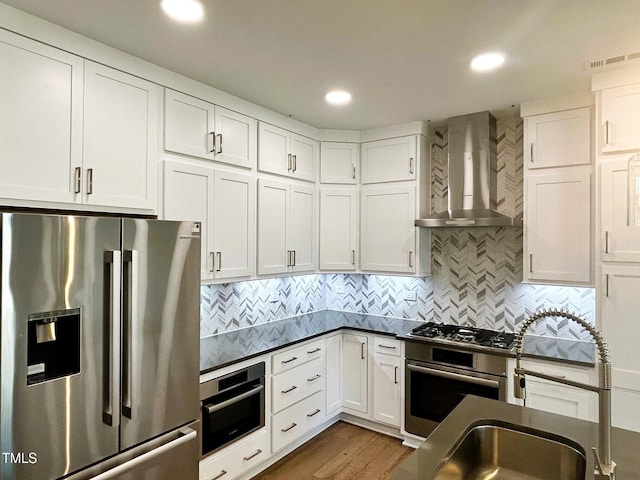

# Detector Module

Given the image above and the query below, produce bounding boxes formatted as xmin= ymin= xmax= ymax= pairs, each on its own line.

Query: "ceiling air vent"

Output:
xmin=585 ymin=50 xmax=640 ymax=71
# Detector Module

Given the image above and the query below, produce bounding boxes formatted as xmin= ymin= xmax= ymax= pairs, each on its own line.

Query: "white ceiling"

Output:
xmin=2 ymin=0 xmax=639 ymax=129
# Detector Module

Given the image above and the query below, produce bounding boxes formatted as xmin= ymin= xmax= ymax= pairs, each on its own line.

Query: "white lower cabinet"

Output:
xmin=372 ymin=337 xmax=402 ymax=427
xmin=270 ymin=339 xmax=327 ymax=453
xmin=519 ymin=359 xmax=597 ymax=422
xmin=271 ymin=391 xmax=326 ymax=453
xmin=341 ymin=333 xmax=368 ymax=414
xmin=199 ymin=429 xmax=269 ymax=480
xmin=325 ymin=334 xmax=343 ymax=415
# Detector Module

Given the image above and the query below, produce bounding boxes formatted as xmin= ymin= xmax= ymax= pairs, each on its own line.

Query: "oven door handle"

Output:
xmin=407 ymin=364 xmax=499 ymax=389
xmin=204 ymin=384 xmax=264 ymax=414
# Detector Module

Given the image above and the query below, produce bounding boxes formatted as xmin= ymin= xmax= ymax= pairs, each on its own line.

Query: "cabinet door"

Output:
xmin=601 ymin=266 xmax=640 ymax=432
xmin=163 ymin=161 xmax=214 ymax=280
xmin=319 ymin=189 xmax=358 ymax=271
xmin=525 ymin=170 xmax=591 ymax=283
xmin=601 ymin=157 xmax=640 ymax=262
xmin=0 ymin=30 xmax=83 ymax=204
xmin=525 ymin=380 xmax=593 ymax=421
xmin=164 ymin=89 xmax=215 ymax=160
xmin=289 ymin=183 xmax=315 ymax=273
xmin=372 ymin=353 xmax=401 ymax=427
xmin=290 ymin=133 xmax=317 ymax=182
xmin=83 ymin=61 xmax=159 ymax=210
xmin=257 ymin=178 xmax=289 ymax=275
xmin=320 ymin=142 xmax=359 ymax=184
xmin=361 ymin=185 xmax=416 ymax=273
xmin=341 ymin=333 xmax=368 ymax=414
xmin=601 ymin=84 xmax=640 ymax=153
xmin=326 ymin=335 xmax=342 ymax=415
xmin=258 ymin=122 xmax=290 ymax=176
xmin=212 ymin=170 xmax=254 ymax=279
xmin=526 ymin=108 xmax=591 ymax=169
xmin=361 ymin=136 xmax=417 ymax=184
xmin=214 ymin=106 xmax=256 ymax=169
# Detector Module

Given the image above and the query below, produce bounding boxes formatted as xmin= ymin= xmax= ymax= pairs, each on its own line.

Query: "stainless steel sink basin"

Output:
xmin=432 ymin=421 xmax=587 ymax=480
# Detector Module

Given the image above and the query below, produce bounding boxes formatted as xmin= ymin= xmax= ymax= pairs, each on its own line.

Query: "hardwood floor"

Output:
xmin=253 ymin=422 xmax=413 ymax=480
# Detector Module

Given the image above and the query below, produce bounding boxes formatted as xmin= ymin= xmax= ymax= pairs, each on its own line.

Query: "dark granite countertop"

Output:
xmin=520 ymin=334 xmax=596 ymax=367
xmin=391 ymin=395 xmax=639 ymax=480
xmin=199 ymin=310 xmax=423 ymax=374
xmin=199 ymin=310 xmax=597 ymax=375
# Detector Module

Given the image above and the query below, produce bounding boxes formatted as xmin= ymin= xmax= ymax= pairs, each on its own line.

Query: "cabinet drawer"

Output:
xmin=272 ymin=356 xmax=325 ymax=413
xmin=373 ymin=337 xmax=401 ymax=357
xmin=199 ymin=441 xmax=240 ymax=480
xmin=236 ymin=429 xmax=269 ymax=475
xmin=272 ymin=339 xmax=324 ymax=374
xmin=520 ymin=358 xmax=593 ymax=385
xmin=271 ymin=391 xmax=325 ymax=453
xmin=199 ymin=429 xmax=269 ymax=480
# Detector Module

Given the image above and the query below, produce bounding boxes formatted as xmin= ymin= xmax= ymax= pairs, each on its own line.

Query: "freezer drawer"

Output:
xmin=64 ymin=421 xmax=199 ymax=480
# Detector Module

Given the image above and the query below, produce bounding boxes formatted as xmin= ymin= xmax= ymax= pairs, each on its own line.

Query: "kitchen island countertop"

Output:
xmin=391 ymin=395 xmax=640 ymax=480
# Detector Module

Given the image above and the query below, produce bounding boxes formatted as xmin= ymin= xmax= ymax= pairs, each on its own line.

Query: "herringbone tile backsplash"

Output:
xmin=200 ymin=116 xmax=595 ymax=341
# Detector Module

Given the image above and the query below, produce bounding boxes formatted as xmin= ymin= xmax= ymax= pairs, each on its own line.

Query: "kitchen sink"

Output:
xmin=432 ymin=420 xmax=586 ymax=480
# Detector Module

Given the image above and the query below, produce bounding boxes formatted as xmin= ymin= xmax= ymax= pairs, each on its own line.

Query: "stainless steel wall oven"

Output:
xmin=404 ymin=341 xmax=508 ymax=438
xmin=200 ymin=362 xmax=265 ymax=457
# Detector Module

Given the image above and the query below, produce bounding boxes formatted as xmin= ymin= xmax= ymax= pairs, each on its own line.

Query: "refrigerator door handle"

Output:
xmin=122 ymin=249 xmax=138 ymax=419
xmin=89 ymin=427 xmax=197 ymax=480
xmin=104 ymin=250 xmax=122 ymax=427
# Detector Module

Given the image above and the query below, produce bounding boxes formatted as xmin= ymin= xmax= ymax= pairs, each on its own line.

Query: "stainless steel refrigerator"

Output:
xmin=0 ymin=212 xmax=201 ymax=480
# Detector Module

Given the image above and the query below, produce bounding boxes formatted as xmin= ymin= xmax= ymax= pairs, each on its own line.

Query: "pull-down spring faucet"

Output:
xmin=513 ymin=308 xmax=616 ymax=480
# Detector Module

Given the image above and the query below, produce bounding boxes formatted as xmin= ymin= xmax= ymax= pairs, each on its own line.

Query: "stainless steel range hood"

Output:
xmin=415 ymin=111 xmax=522 ymax=227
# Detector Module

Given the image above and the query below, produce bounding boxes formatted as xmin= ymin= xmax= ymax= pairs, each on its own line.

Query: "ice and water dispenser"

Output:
xmin=27 ymin=308 xmax=81 ymax=385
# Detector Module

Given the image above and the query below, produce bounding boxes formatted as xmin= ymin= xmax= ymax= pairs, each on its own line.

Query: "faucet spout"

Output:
xmin=513 ymin=308 xmax=615 ymax=480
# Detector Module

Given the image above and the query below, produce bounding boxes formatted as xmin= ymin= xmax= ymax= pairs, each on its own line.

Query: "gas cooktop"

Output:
xmin=407 ymin=322 xmax=516 ymax=351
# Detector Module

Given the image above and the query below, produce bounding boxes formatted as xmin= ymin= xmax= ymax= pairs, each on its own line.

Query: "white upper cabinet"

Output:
xmin=525 ymin=171 xmax=592 ymax=284
xmin=361 ymin=136 xmax=417 ymax=184
xmin=319 ymin=189 xmax=358 ymax=271
xmin=0 ymin=30 xmax=83 ymax=205
xmin=258 ymin=122 xmax=317 ymax=182
xmin=525 ymin=108 xmax=591 ymax=169
xmin=601 ymin=156 xmax=640 ymax=262
xmin=257 ymin=178 xmax=316 ymax=275
xmin=361 ymin=185 xmax=416 ymax=274
xmin=600 ymin=84 xmax=640 ymax=154
xmin=164 ymin=160 xmax=254 ymax=281
xmin=164 ymin=89 xmax=256 ymax=168
xmin=320 ymin=142 xmax=359 ymax=184
xmin=83 ymin=61 xmax=159 ymax=210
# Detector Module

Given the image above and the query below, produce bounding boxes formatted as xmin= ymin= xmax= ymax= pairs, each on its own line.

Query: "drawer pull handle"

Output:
xmin=379 ymin=344 xmax=396 ymax=350
xmin=282 ymin=385 xmax=298 ymax=394
xmin=307 ymin=408 xmax=321 ymax=418
xmin=243 ymin=449 xmax=262 ymax=461
xmin=211 ymin=470 xmax=227 ymax=480
xmin=307 ymin=374 xmax=321 ymax=382
xmin=281 ymin=423 xmax=297 ymax=433
xmin=307 ymin=348 xmax=321 ymax=354
xmin=282 ymin=356 xmax=298 ymax=364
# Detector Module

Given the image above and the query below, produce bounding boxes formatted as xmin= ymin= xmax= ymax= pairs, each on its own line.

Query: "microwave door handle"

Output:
xmin=122 ymin=249 xmax=138 ymax=419
xmin=204 ymin=384 xmax=264 ymax=414
xmin=407 ymin=363 xmax=499 ymax=389
xmin=103 ymin=251 xmax=122 ymax=427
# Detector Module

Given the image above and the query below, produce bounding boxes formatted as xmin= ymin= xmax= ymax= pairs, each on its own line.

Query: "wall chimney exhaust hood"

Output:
xmin=415 ymin=111 xmax=522 ymax=228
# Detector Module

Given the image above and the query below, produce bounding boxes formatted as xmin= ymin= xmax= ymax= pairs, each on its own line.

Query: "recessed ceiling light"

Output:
xmin=325 ymin=90 xmax=352 ymax=106
xmin=161 ymin=0 xmax=204 ymax=23
xmin=470 ymin=52 xmax=506 ymax=72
